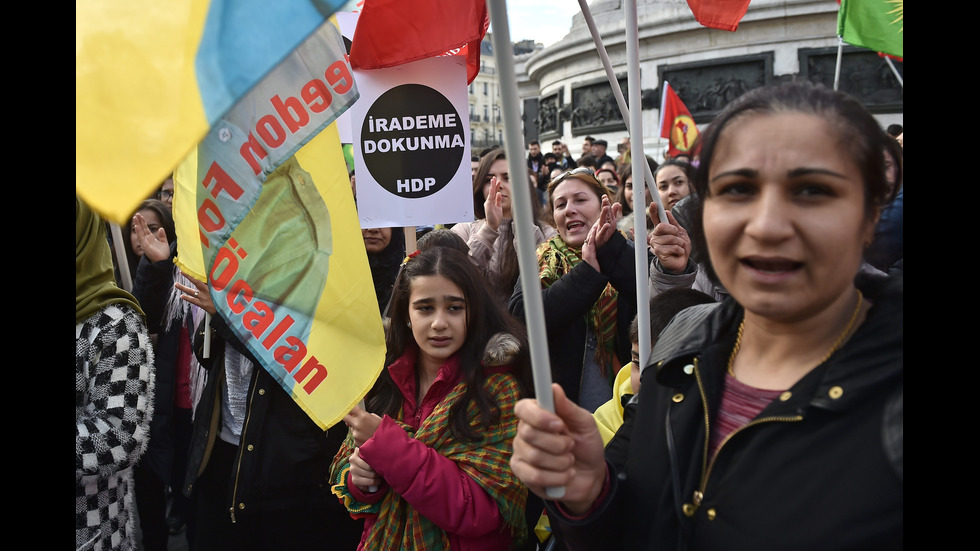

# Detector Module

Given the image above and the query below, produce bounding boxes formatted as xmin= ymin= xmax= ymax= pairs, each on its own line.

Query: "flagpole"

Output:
xmin=109 ymin=223 xmax=133 ymax=292
xmin=203 ymin=313 xmax=212 ymax=358
xmin=576 ymin=0 xmax=666 ymax=224
xmin=404 ymin=226 xmax=417 ymax=253
xmin=623 ymin=0 xmax=652 ymax=371
xmin=834 ymin=36 xmax=844 ymax=91
xmin=883 ymin=56 xmax=903 ymax=87
xmin=486 ymin=0 xmax=563 ymax=499
xmin=578 ymin=0 xmax=654 ymax=370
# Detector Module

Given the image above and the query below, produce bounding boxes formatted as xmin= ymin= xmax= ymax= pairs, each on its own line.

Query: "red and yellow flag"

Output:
xmin=659 ymin=82 xmax=700 ymax=159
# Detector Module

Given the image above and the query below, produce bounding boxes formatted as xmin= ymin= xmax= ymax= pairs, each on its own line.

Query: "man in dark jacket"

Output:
xmin=591 ymin=139 xmax=615 ymax=168
xmin=183 ymin=311 xmax=363 ymax=550
xmin=527 ymin=140 xmax=545 ymax=177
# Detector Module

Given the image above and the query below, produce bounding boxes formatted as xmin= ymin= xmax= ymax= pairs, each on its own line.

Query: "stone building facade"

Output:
xmin=510 ymin=0 xmax=902 ymax=158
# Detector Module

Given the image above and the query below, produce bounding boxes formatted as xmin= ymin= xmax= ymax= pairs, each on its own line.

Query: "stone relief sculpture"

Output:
xmin=537 ymin=95 xmax=560 ymax=135
xmin=801 ymin=48 xmax=902 ymax=108
xmin=661 ymin=54 xmax=771 ymax=121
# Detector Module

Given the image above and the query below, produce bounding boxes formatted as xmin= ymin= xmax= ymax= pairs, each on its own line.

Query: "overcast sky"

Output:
xmin=495 ymin=1 xmax=582 ymax=48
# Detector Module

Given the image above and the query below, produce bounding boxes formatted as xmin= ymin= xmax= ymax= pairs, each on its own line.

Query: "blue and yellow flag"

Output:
xmin=173 ymin=18 xmax=385 ymax=431
xmin=76 ymin=0 xmax=349 ymax=224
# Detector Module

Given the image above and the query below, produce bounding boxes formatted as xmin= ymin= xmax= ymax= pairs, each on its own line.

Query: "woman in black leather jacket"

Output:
xmin=509 ymin=81 xmax=903 ymax=550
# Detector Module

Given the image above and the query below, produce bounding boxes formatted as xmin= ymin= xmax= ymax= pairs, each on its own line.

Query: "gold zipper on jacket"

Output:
xmin=228 ymin=372 xmax=261 ymax=523
xmin=681 ymin=358 xmax=803 ymax=517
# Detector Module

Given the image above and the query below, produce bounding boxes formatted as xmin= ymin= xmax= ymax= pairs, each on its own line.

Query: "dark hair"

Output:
xmin=690 ymin=81 xmax=898 ymax=287
xmin=366 ymin=227 xmax=405 ymax=316
xmin=618 ymin=155 xmax=659 ymax=182
xmin=368 ymin=247 xmax=532 ymax=441
xmin=615 ymin=159 xmax=659 ymax=222
xmin=652 ymin=159 xmax=697 ymax=196
xmin=472 ymin=147 xmax=505 ymax=220
xmin=528 ymin=140 xmax=540 ymax=147
xmin=552 ymin=140 xmax=563 ymax=147
xmin=629 ymin=288 xmax=716 ymax=347
xmin=131 ymin=199 xmax=176 ymax=243
xmin=614 ymin=174 xmax=633 ymax=217
xmin=417 ymin=228 xmax=469 ymax=255
xmin=882 ymin=132 xmax=904 ymax=204
xmin=120 ymin=199 xmax=176 ymax=281
xmin=653 ymin=158 xmax=696 ymax=177
xmin=595 ymin=167 xmax=621 ymax=191
xmin=886 ymin=123 xmax=903 ymax=137
xmin=543 ymin=152 xmax=558 ymax=163
xmin=471 ymin=148 xmax=546 ymax=298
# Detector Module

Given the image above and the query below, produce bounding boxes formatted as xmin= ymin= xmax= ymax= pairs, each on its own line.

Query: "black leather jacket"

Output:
xmin=509 ymin=231 xmax=644 ymax=406
xmin=550 ymin=272 xmax=903 ymax=550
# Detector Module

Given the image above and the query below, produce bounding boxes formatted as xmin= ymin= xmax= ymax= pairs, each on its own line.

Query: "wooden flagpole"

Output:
xmin=404 ymin=226 xmax=417 ymax=253
xmin=109 ymin=223 xmax=133 ymax=292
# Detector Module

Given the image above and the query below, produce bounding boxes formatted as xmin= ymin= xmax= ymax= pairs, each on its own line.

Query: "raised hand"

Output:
xmin=484 ymin=176 xmax=504 ymax=232
xmin=647 ymin=207 xmax=692 ymax=273
xmin=132 ymin=212 xmax=170 ymax=263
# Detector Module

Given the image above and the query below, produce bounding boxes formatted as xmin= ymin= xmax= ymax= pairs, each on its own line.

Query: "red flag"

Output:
xmin=659 ymin=82 xmax=700 ymax=159
xmin=686 ymin=0 xmax=751 ymax=32
xmin=349 ymin=0 xmax=489 ymax=84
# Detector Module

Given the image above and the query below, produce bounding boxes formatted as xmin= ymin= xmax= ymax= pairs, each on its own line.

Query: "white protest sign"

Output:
xmin=351 ymin=55 xmax=474 ymax=229
xmin=334 ymin=11 xmax=357 ymax=144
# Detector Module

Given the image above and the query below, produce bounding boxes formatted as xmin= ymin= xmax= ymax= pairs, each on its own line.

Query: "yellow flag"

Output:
xmin=172 ymin=18 xmax=383 ymax=430
xmin=76 ymin=0 xmax=349 ymax=224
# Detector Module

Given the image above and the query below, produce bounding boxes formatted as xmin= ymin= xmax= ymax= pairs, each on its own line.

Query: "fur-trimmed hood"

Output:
xmin=483 ymin=332 xmax=521 ymax=368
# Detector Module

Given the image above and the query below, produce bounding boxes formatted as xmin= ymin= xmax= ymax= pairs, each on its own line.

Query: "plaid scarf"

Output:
xmin=329 ymin=372 xmax=527 ymax=550
xmin=537 ymin=235 xmax=619 ymax=377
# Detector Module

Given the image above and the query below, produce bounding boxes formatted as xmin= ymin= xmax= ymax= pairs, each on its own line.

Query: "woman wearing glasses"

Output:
xmin=156 ymin=177 xmax=175 ymax=210
xmin=509 ymin=167 xmax=642 ymax=413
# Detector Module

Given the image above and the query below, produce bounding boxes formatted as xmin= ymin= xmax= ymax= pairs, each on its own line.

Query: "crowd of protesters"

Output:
xmin=78 ymin=80 xmax=901 ymax=550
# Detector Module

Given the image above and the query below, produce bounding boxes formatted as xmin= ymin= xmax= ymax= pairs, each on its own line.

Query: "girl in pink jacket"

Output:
xmin=330 ymin=247 xmax=533 ymax=550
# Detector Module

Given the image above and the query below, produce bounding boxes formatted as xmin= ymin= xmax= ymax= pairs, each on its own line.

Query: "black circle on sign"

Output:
xmin=361 ymin=83 xmax=465 ymax=199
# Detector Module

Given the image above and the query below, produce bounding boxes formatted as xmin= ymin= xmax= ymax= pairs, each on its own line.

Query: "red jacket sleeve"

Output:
xmin=358 ymin=415 xmax=503 ymax=538
xmin=346 ymin=472 xmax=389 ymax=505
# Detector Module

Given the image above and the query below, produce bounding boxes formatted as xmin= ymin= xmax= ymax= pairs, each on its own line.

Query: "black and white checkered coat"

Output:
xmin=76 ymin=304 xmax=155 ymax=551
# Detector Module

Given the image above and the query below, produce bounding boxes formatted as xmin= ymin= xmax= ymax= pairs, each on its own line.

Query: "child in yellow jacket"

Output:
xmin=593 ymin=288 xmax=716 ymax=445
